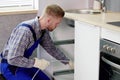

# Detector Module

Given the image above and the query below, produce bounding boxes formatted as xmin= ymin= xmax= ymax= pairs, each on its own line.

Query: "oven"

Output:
xmin=99 ymin=39 xmax=120 ymax=80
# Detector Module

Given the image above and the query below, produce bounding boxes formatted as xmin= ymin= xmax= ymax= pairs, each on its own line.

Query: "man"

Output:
xmin=0 ymin=4 xmax=73 ymax=80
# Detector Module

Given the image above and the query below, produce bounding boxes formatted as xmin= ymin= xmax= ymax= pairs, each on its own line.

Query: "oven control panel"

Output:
xmin=100 ymin=39 xmax=120 ymax=58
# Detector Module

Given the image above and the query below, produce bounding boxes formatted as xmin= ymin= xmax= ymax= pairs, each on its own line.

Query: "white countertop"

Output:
xmin=65 ymin=12 xmax=120 ymax=32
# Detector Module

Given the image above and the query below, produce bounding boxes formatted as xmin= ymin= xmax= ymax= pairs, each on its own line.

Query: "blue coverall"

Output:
xmin=0 ymin=24 xmax=51 ymax=80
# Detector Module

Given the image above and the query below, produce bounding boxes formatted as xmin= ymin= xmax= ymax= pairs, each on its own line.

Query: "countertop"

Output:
xmin=65 ymin=12 xmax=120 ymax=32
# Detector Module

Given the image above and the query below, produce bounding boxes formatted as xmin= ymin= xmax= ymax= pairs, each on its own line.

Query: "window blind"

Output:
xmin=0 ymin=0 xmax=35 ymax=12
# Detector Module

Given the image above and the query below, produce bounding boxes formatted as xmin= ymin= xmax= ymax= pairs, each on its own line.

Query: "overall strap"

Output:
xmin=21 ymin=23 xmax=37 ymax=41
xmin=21 ymin=23 xmax=45 ymax=58
xmin=24 ymin=30 xmax=45 ymax=58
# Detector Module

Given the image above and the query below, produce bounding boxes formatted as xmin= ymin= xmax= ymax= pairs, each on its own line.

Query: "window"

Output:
xmin=0 ymin=0 xmax=38 ymax=12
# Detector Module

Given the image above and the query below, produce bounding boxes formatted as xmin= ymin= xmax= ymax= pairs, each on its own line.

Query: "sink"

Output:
xmin=65 ymin=9 xmax=101 ymax=14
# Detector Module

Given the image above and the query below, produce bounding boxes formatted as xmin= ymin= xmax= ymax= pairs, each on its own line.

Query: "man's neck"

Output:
xmin=39 ymin=17 xmax=47 ymax=30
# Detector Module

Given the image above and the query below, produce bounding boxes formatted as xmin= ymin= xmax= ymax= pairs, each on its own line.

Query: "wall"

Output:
xmin=106 ymin=0 xmax=120 ymax=12
xmin=38 ymin=0 xmax=94 ymax=15
xmin=0 ymin=13 xmax=37 ymax=52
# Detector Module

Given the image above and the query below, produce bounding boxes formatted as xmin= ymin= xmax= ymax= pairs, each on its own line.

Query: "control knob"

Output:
xmin=110 ymin=48 xmax=115 ymax=53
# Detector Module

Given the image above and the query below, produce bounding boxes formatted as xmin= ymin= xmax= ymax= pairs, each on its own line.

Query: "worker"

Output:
xmin=0 ymin=4 xmax=74 ymax=80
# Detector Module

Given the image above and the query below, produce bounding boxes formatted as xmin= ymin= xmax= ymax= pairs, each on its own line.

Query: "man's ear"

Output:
xmin=47 ymin=17 xmax=51 ymax=24
xmin=45 ymin=17 xmax=51 ymax=27
xmin=48 ymin=19 xmax=50 ymax=23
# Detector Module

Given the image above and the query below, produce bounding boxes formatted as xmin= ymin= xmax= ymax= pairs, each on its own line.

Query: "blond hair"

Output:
xmin=44 ymin=4 xmax=65 ymax=18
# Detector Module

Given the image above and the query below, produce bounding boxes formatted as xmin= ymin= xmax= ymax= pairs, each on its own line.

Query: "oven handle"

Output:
xmin=102 ymin=56 xmax=120 ymax=69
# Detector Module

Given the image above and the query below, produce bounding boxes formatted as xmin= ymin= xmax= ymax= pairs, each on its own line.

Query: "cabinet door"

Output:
xmin=75 ymin=21 xmax=100 ymax=80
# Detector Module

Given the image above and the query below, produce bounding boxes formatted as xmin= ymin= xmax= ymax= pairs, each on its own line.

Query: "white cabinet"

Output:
xmin=75 ymin=21 xmax=100 ymax=80
xmin=101 ymin=28 xmax=120 ymax=44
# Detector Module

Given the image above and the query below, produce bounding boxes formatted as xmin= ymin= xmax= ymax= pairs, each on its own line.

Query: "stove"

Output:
xmin=99 ymin=39 xmax=120 ymax=80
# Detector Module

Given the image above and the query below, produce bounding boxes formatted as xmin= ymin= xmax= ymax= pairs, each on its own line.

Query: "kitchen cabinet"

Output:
xmin=75 ymin=21 xmax=100 ymax=80
xmin=65 ymin=10 xmax=120 ymax=80
xmin=101 ymin=28 xmax=120 ymax=44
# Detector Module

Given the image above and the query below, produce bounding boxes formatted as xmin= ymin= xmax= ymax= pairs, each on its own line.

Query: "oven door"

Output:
xmin=99 ymin=52 xmax=120 ymax=80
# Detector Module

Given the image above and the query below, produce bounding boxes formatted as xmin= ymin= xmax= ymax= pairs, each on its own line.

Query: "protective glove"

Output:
xmin=68 ymin=61 xmax=74 ymax=69
xmin=33 ymin=58 xmax=50 ymax=70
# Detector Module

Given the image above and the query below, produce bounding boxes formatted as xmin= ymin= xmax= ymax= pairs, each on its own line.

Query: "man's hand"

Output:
xmin=34 ymin=58 xmax=50 ymax=70
xmin=68 ymin=61 xmax=74 ymax=69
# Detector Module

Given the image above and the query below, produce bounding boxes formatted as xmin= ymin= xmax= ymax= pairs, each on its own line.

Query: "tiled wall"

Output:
xmin=0 ymin=13 xmax=37 ymax=52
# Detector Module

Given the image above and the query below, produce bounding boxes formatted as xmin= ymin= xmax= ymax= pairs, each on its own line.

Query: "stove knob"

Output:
xmin=106 ymin=46 xmax=111 ymax=52
xmin=110 ymin=48 xmax=115 ymax=53
xmin=103 ymin=45 xmax=108 ymax=49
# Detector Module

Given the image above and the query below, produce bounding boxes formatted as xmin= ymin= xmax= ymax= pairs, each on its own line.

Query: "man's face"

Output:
xmin=47 ymin=17 xmax=62 ymax=31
